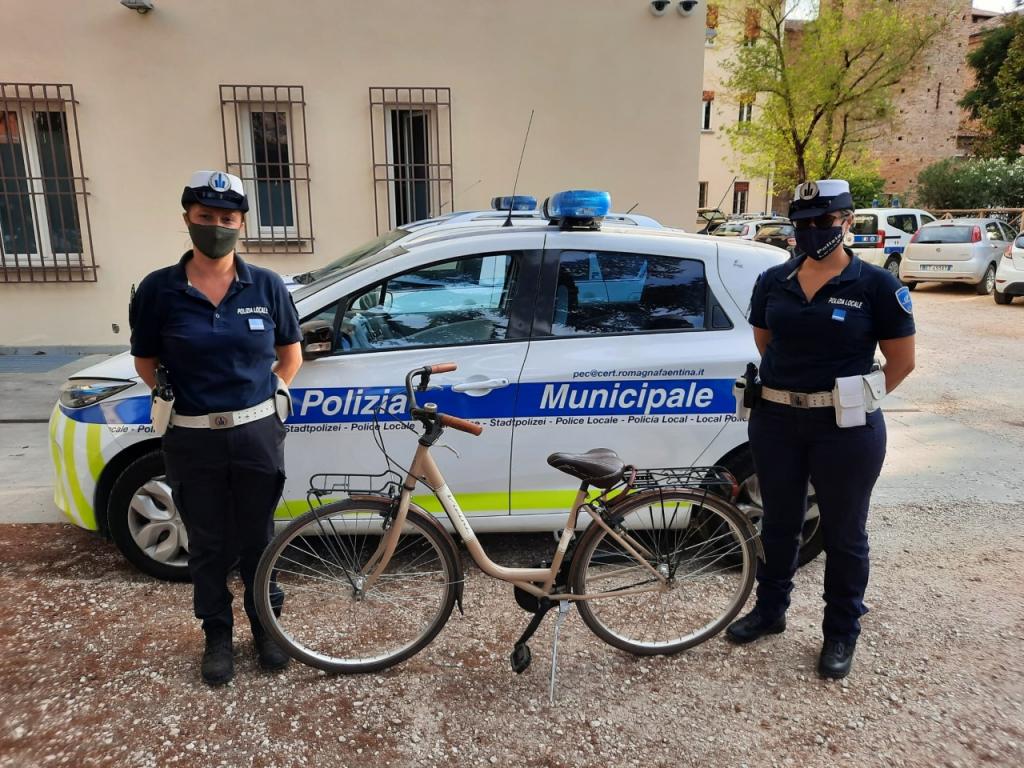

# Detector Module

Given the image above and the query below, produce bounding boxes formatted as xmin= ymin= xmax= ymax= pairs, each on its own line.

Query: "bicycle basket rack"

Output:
xmin=306 ymin=470 xmax=405 ymax=509
xmin=629 ymin=465 xmax=738 ymax=499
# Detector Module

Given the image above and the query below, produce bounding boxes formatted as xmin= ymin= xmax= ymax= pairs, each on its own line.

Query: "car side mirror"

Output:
xmin=300 ymin=320 xmax=334 ymax=360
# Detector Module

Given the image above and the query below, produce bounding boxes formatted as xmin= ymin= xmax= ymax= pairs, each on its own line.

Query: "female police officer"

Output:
xmin=129 ymin=171 xmax=303 ymax=685
xmin=725 ymin=179 xmax=916 ymax=680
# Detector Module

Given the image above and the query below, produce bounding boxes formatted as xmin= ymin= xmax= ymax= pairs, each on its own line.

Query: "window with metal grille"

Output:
xmin=370 ymin=87 xmax=453 ymax=234
xmin=219 ymin=85 xmax=313 ymax=254
xmin=0 ymin=83 xmax=95 ymax=283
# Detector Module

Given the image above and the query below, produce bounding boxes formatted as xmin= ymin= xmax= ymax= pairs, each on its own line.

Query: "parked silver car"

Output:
xmin=900 ymin=218 xmax=1016 ymax=294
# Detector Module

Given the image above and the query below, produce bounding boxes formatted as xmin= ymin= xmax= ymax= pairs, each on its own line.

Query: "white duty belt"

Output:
xmin=170 ymin=398 xmax=276 ymax=429
xmin=761 ymin=386 xmax=834 ymax=409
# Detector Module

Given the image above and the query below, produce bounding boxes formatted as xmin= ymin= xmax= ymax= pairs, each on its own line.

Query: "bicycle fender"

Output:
xmin=405 ymin=501 xmax=466 ymax=614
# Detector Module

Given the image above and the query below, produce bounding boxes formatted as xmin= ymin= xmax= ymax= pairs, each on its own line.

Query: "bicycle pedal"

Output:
xmin=510 ymin=643 xmax=532 ymax=674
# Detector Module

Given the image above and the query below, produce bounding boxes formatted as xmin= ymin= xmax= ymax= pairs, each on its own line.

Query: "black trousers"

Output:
xmin=163 ymin=414 xmax=286 ymax=634
xmin=748 ymin=401 xmax=887 ymax=643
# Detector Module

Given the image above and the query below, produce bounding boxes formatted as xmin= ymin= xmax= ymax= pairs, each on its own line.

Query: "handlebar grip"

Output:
xmin=439 ymin=413 xmax=483 ymax=436
xmin=429 ymin=362 xmax=458 ymax=374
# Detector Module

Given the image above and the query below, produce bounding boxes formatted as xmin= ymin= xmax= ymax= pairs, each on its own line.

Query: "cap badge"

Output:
xmin=796 ymin=181 xmax=819 ymax=200
xmin=208 ymin=172 xmax=231 ymax=192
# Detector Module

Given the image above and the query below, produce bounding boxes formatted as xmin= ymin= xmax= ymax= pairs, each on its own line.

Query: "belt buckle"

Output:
xmin=210 ymin=411 xmax=235 ymax=429
xmin=790 ymin=393 xmax=808 ymax=408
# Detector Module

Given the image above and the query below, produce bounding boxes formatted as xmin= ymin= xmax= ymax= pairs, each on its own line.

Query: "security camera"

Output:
xmin=649 ymin=0 xmax=671 ymax=16
xmin=678 ymin=0 xmax=699 ymax=15
xmin=120 ymin=0 xmax=154 ymax=13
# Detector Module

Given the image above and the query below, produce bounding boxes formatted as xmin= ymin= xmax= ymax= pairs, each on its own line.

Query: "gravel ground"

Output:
xmin=2 ymin=286 xmax=1023 ymax=767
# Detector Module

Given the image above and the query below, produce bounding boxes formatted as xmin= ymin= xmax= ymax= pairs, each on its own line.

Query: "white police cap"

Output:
xmin=181 ymin=170 xmax=249 ymax=212
xmin=789 ymin=178 xmax=853 ymax=220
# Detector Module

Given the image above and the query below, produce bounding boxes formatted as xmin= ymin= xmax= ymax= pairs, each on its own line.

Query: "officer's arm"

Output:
xmin=135 ymin=356 xmax=159 ymax=390
xmin=752 ymin=327 xmax=771 ymax=357
xmin=878 ymin=336 xmax=915 ymax=393
xmin=273 ymin=343 xmax=302 ymax=386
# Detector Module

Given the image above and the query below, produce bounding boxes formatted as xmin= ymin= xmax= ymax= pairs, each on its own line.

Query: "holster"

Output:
xmin=151 ymin=366 xmax=174 ymax=436
xmin=733 ymin=362 xmax=761 ymax=420
xmin=274 ymin=375 xmax=293 ymax=422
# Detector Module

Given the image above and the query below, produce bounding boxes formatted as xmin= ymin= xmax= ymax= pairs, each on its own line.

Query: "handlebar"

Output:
xmin=439 ymin=413 xmax=484 ymax=436
xmin=404 ymin=363 xmax=484 ymax=440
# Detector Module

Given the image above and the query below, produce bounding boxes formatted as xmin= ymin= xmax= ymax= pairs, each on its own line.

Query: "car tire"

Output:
xmin=905 ymin=282 xmax=917 ymax=291
xmin=976 ymin=264 xmax=996 ymax=295
xmin=107 ymin=450 xmax=191 ymax=582
xmin=993 ymin=288 xmax=1012 ymax=305
xmin=723 ymin=447 xmax=824 ymax=567
xmin=884 ymin=256 xmax=901 ymax=278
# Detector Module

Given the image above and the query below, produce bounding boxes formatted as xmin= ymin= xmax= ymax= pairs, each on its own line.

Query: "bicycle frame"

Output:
xmin=361 ymin=440 xmax=671 ymax=602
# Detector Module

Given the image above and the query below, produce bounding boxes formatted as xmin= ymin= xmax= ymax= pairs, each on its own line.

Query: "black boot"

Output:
xmin=252 ymin=627 xmax=290 ymax=671
xmin=818 ymin=637 xmax=856 ymax=679
xmin=725 ymin=608 xmax=786 ymax=644
xmin=201 ymin=629 xmax=234 ymax=686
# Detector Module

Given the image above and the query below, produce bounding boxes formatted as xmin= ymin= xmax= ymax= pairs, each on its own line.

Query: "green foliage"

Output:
xmin=914 ymin=157 xmax=1024 ymax=208
xmin=831 ymin=158 xmax=886 ymax=209
xmin=959 ymin=23 xmax=1015 ymax=120
xmin=962 ymin=16 xmax=1024 ymax=159
xmin=721 ymin=0 xmax=952 ymax=190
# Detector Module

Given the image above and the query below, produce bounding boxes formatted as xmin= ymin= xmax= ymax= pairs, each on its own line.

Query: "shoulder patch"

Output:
xmin=895 ymin=286 xmax=913 ymax=315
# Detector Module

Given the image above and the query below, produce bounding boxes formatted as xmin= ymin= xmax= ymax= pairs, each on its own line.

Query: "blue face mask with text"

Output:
xmin=795 ymin=226 xmax=844 ymax=261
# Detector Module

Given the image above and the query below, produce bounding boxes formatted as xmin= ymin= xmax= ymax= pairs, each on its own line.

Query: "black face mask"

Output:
xmin=187 ymin=222 xmax=240 ymax=259
xmin=795 ymin=225 xmax=844 ymax=261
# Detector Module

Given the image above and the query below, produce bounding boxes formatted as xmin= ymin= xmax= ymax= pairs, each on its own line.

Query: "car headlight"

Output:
xmin=59 ymin=379 xmax=136 ymax=409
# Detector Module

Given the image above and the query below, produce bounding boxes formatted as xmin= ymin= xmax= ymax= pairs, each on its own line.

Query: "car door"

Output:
xmin=508 ymin=230 xmax=743 ymax=523
xmin=282 ymin=233 xmax=544 ymax=520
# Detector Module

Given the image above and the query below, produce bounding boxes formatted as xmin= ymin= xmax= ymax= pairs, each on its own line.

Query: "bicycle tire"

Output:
xmin=254 ymin=497 xmax=459 ymax=673
xmin=570 ymin=488 xmax=756 ymax=656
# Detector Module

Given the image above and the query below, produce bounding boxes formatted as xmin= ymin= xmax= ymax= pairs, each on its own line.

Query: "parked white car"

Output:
xmin=711 ymin=217 xmax=790 ymax=241
xmin=847 ymin=208 xmax=936 ymax=276
xmin=901 ymin=218 xmax=1016 ymax=294
xmin=994 ymin=231 xmax=1024 ymax=305
xmin=50 ymin=190 xmax=822 ymax=582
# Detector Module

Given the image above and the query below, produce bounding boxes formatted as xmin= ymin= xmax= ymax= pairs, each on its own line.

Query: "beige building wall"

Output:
xmin=0 ymin=0 xmax=705 ymax=348
xmin=697 ymin=9 xmax=772 ymax=228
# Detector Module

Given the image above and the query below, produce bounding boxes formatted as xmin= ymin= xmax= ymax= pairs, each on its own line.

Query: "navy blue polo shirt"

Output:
xmin=129 ymin=252 xmax=302 ymax=416
xmin=748 ymin=250 xmax=915 ymax=392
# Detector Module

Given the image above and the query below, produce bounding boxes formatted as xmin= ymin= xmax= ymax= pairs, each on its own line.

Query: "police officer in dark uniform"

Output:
xmin=726 ymin=179 xmax=916 ymax=679
xmin=129 ymin=170 xmax=303 ymax=685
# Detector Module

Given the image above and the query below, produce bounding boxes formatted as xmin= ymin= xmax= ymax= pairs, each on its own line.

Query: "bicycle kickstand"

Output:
xmin=549 ymin=600 xmax=572 ymax=705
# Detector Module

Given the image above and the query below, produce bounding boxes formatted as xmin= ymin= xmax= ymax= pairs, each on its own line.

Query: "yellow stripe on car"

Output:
xmin=86 ymin=423 xmax=105 ymax=483
xmin=49 ymin=405 xmax=68 ymax=515
xmin=61 ymin=419 xmax=96 ymax=529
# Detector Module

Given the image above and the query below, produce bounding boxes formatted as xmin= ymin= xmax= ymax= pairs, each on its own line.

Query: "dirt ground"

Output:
xmin=2 ymin=286 xmax=1023 ymax=767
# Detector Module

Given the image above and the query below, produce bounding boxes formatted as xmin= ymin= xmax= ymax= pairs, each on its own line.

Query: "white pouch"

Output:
xmin=274 ymin=375 xmax=293 ymax=422
xmin=732 ymin=378 xmax=751 ymax=420
xmin=150 ymin=393 xmax=173 ymax=437
xmin=833 ymin=375 xmax=867 ymax=428
xmin=862 ymin=370 xmax=886 ymax=413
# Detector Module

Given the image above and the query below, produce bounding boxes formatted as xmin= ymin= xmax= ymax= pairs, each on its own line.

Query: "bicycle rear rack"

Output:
xmin=306 ymin=470 xmax=404 ymax=508
xmin=628 ymin=465 xmax=738 ymax=498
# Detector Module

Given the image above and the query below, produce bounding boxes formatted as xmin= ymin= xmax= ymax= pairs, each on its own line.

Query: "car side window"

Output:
xmin=985 ymin=222 xmax=1002 ymax=241
xmin=919 ymin=214 xmax=936 ymax=226
xmin=887 ymin=214 xmax=917 ymax=235
xmin=331 ymin=252 xmax=522 ymax=353
xmin=999 ymin=222 xmax=1015 ymax=242
xmin=550 ymin=251 xmax=708 ymax=336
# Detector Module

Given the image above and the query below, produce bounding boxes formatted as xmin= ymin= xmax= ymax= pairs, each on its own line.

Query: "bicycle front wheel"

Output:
xmin=254 ymin=498 xmax=459 ymax=673
xmin=570 ymin=489 xmax=756 ymax=655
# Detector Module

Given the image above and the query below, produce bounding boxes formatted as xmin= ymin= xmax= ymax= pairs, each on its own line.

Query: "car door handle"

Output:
xmin=452 ymin=377 xmax=510 ymax=393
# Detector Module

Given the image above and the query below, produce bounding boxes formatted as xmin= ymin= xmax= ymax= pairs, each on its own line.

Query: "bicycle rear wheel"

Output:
xmin=570 ymin=488 xmax=756 ymax=655
xmin=254 ymin=498 xmax=459 ymax=673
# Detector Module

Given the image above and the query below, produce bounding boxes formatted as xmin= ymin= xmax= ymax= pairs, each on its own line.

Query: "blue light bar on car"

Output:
xmin=490 ymin=195 xmax=537 ymax=211
xmin=543 ymin=190 xmax=611 ymax=221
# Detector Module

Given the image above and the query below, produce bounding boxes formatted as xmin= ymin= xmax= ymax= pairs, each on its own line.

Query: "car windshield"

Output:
xmin=756 ymin=225 xmax=790 ymax=238
xmin=292 ymin=229 xmax=410 ymax=285
xmin=851 ymin=214 xmax=878 ymax=235
xmin=290 ymin=244 xmax=410 ymax=303
xmin=916 ymin=225 xmax=974 ymax=244
xmin=713 ymin=222 xmax=746 ymax=237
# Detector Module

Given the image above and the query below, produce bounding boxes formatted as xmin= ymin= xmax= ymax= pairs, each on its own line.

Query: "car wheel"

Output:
xmin=905 ymin=282 xmax=917 ymax=291
xmin=107 ymin=451 xmax=191 ymax=581
xmin=724 ymin=448 xmax=823 ymax=567
xmin=884 ymin=256 xmax=901 ymax=278
xmin=994 ymin=288 xmax=1013 ymax=305
xmin=976 ymin=264 xmax=996 ymax=295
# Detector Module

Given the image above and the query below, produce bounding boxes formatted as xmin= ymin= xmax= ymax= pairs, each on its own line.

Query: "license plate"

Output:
xmin=921 ymin=264 xmax=952 ymax=272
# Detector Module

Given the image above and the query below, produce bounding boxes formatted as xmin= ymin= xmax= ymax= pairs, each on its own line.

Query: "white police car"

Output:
xmin=50 ymin=189 xmax=822 ymax=581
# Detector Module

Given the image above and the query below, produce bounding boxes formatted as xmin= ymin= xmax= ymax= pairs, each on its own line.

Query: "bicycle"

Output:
xmin=254 ymin=363 xmax=760 ymax=676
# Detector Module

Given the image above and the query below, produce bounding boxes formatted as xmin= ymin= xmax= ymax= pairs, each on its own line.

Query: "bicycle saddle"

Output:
xmin=546 ymin=448 xmax=625 ymax=489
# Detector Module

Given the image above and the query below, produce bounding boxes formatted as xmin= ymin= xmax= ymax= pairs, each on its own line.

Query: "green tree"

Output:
xmin=958 ymin=22 xmax=1015 ymax=121
xmin=721 ymin=0 xmax=952 ymax=190
xmin=982 ymin=19 xmax=1024 ymax=158
xmin=915 ymin=157 xmax=1024 ymax=208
